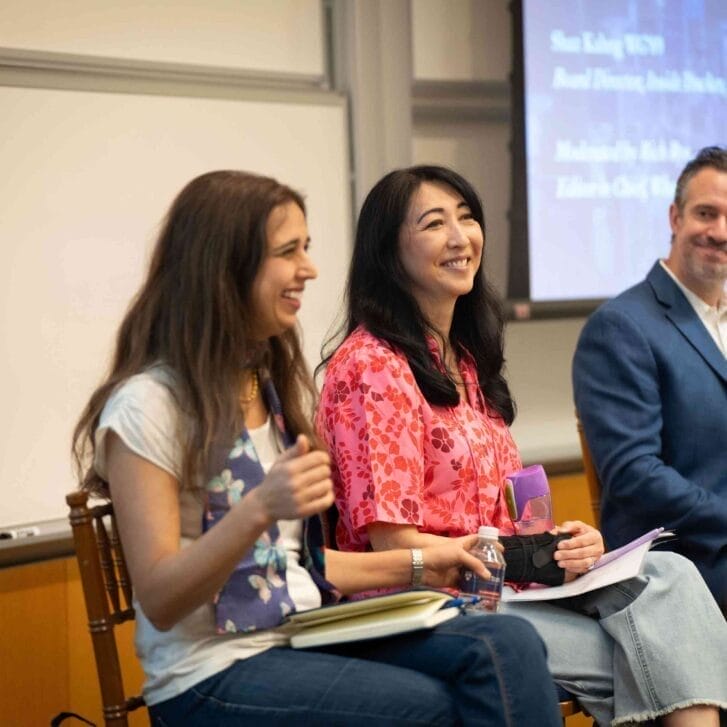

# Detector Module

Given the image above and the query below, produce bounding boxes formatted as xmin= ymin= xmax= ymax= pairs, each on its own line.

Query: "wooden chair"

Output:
xmin=66 ymin=488 xmax=586 ymax=724
xmin=66 ymin=490 xmax=145 ymax=726
xmin=559 ymin=693 xmax=583 ymax=722
xmin=576 ymin=414 xmax=601 ymax=529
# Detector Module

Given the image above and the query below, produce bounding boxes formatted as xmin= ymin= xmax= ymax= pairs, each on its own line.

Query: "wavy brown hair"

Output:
xmin=72 ymin=170 xmax=318 ymax=496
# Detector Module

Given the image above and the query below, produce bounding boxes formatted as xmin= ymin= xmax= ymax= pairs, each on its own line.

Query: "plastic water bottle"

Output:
xmin=459 ymin=526 xmax=506 ymax=612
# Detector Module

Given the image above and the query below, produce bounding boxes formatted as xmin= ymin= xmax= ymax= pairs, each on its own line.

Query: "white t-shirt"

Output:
xmin=94 ymin=365 xmax=321 ymax=706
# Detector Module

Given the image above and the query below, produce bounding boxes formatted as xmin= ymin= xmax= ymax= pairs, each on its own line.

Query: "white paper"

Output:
xmin=502 ymin=536 xmax=655 ymax=602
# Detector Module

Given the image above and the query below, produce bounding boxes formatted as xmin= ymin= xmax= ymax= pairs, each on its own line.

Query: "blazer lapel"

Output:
xmin=648 ymin=263 xmax=727 ymax=383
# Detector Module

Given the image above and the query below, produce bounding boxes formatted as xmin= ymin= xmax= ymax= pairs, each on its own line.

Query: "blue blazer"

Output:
xmin=573 ymin=262 xmax=727 ymax=606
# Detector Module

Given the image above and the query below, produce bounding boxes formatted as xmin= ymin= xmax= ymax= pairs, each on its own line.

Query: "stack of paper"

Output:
xmin=503 ymin=527 xmax=669 ymax=602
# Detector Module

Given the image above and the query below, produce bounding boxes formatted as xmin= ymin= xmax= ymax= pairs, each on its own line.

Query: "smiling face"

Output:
xmin=398 ymin=180 xmax=484 ymax=331
xmin=666 ymin=167 xmax=727 ymax=305
xmin=249 ymin=200 xmax=317 ymax=340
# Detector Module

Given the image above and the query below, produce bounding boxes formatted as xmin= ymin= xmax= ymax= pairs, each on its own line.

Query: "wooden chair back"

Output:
xmin=66 ymin=490 xmax=144 ymax=726
xmin=576 ymin=413 xmax=602 ymax=529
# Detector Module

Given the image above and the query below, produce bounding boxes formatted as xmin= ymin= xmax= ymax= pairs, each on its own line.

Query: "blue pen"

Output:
xmin=444 ymin=595 xmax=481 ymax=609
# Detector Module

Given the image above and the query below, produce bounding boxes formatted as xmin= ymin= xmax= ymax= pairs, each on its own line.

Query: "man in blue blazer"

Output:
xmin=573 ymin=146 xmax=727 ymax=610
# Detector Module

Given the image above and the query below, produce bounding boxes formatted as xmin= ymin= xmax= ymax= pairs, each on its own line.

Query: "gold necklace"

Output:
xmin=239 ymin=370 xmax=259 ymax=405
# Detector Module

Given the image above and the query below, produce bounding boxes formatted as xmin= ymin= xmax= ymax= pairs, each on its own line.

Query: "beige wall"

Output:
xmin=412 ymin=0 xmax=511 ymax=82
xmin=0 ymin=0 xmax=324 ymax=76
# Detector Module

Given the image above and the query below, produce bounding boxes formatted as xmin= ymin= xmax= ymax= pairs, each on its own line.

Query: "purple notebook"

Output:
xmin=593 ymin=527 xmax=666 ymax=570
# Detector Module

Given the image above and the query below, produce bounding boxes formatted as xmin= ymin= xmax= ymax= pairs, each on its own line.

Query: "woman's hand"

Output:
xmin=421 ymin=535 xmax=491 ymax=589
xmin=552 ymin=520 xmax=604 ymax=576
xmin=252 ymin=434 xmax=334 ymax=523
xmin=108 ymin=432 xmax=332 ymax=631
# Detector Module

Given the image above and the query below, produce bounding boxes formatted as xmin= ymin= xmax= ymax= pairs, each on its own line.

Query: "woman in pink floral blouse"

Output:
xmin=317 ymin=165 xmax=727 ymax=727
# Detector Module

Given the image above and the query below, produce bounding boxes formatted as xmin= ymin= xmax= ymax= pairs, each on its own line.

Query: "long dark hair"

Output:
xmin=320 ymin=164 xmax=514 ymax=424
xmin=73 ymin=170 xmax=318 ymax=495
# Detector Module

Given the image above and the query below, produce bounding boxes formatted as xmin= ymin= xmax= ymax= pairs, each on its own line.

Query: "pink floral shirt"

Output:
xmin=316 ymin=326 xmax=520 ymax=553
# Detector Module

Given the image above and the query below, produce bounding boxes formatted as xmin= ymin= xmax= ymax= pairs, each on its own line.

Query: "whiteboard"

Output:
xmin=0 ymin=84 xmax=351 ymax=528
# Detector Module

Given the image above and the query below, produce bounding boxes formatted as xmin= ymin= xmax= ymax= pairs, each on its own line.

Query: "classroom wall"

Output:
xmin=412 ymin=0 xmax=511 ymax=82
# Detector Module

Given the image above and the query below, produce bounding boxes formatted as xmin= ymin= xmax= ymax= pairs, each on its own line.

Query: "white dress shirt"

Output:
xmin=660 ymin=259 xmax=727 ymax=357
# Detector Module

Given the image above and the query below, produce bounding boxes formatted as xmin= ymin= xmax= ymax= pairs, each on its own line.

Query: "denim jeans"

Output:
xmin=502 ymin=552 xmax=727 ymax=726
xmin=149 ymin=612 xmax=562 ymax=726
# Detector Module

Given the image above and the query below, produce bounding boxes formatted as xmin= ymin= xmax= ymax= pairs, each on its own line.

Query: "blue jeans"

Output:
xmin=149 ymin=612 xmax=562 ymax=726
xmin=502 ymin=552 xmax=727 ymax=726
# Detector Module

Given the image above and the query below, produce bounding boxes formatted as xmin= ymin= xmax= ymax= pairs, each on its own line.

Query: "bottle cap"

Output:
xmin=478 ymin=525 xmax=499 ymax=539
